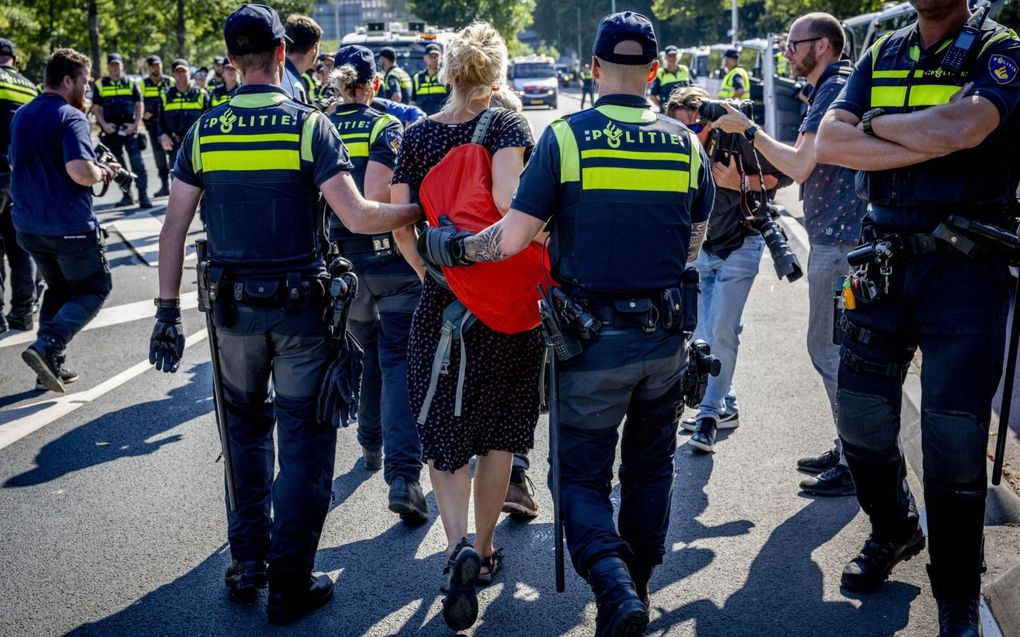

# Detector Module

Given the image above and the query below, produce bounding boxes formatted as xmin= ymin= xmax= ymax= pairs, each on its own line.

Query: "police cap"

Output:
xmin=334 ymin=45 xmax=376 ymax=83
xmin=592 ymin=12 xmax=657 ymax=65
xmin=664 ymin=45 xmax=679 ymax=54
xmin=171 ymin=58 xmax=189 ymax=71
xmin=379 ymin=47 xmax=396 ymax=62
xmin=724 ymin=48 xmax=740 ymax=59
xmin=146 ymin=54 xmax=162 ymax=65
xmin=0 ymin=39 xmax=16 ymax=58
xmin=213 ymin=56 xmax=227 ymax=65
xmin=425 ymin=44 xmax=441 ymax=55
xmin=195 ymin=66 xmax=209 ymax=79
xmin=224 ymin=3 xmax=290 ymax=56
xmin=108 ymin=53 xmax=124 ymax=64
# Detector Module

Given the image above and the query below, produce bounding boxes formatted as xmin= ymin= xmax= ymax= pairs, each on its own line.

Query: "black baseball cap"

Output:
xmin=146 ymin=54 xmax=162 ymax=65
xmin=592 ymin=12 xmax=657 ymax=65
xmin=424 ymin=44 xmax=440 ymax=55
xmin=334 ymin=45 xmax=376 ymax=83
xmin=664 ymin=45 xmax=679 ymax=54
xmin=224 ymin=4 xmax=290 ymax=56
xmin=195 ymin=66 xmax=209 ymax=78
xmin=379 ymin=47 xmax=396 ymax=61
xmin=171 ymin=58 xmax=189 ymax=71
xmin=0 ymin=39 xmax=16 ymax=58
xmin=108 ymin=53 xmax=123 ymax=64
xmin=724 ymin=48 xmax=740 ymax=59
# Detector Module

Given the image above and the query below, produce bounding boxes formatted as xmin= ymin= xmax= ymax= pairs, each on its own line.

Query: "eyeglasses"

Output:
xmin=786 ymin=37 xmax=822 ymax=55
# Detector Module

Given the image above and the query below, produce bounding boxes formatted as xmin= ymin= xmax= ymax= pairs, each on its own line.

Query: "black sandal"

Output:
xmin=475 ymin=549 xmax=504 ymax=586
xmin=441 ymin=537 xmax=480 ymax=631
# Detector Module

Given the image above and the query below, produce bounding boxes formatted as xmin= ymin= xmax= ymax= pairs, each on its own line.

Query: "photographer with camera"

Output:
xmin=713 ymin=13 xmax=866 ymax=496
xmin=9 ymin=48 xmax=119 ymax=392
xmin=91 ymin=53 xmax=151 ymax=209
xmin=667 ymin=86 xmax=792 ymax=453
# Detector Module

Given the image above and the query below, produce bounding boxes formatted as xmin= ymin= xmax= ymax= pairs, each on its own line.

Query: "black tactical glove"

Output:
xmin=150 ymin=306 xmax=185 ymax=373
xmin=316 ymin=332 xmax=365 ymax=428
xmin=417 ymin=215 xmax=472 ymax=269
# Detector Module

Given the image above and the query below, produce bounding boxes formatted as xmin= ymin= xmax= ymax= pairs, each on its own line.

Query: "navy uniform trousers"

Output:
xmin=215 ymin=303 xmax=336 ymax=584
xmin=837 ymin=249 xmax=1008 ymax=600
xmin=554 ymin=326 xmax=687 ymax=577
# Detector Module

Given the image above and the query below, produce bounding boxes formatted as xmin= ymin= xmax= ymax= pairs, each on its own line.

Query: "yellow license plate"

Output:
xmin=531 ymin=99 xmax=545 ymax=105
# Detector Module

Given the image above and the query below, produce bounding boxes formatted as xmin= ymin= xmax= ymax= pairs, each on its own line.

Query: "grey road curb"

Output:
xmin=776 ymin=211 xmax=1020 ymax=637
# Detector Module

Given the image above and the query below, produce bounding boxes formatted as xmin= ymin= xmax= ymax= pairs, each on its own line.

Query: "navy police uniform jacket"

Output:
xmin=158 ymin=84 xmax=209 ymax=142
xmin=510 ymin=94 xmax=714 ymax=296
xmin=831 ymin=16 xmax=1020 ymax=232
xmin=93 ymin=76 xmax=141 ymax=125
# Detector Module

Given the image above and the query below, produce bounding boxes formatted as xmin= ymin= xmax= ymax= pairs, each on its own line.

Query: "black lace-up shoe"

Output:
xmin=936 ymin=597 xmax=980 ymax=637
xmin=267 ymin=572 xmax=334 ymax=624
xmin=225 ymin=559 xmax=267 ymax=601
xmin=800 ymin=464 xmax=855 ymax=496
xmin=589 ymin=556 xmax=649 ymax=637
xmin=689 ymin=417 xmax=718 ymax=453
xmin=841 ymin=527 xmax=926 ymax=591
xmin=797 ymin=446 xmax=841 ymax=474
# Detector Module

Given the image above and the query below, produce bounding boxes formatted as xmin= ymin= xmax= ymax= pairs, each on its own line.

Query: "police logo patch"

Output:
xmin=384 ymin=128 xmax=401 ymax=152
xmin=989 ymin=54 xmax=1018 ymax=84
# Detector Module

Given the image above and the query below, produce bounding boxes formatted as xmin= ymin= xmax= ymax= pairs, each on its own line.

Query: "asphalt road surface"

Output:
xmin=0 ymin=91 xmax=988 ymax=636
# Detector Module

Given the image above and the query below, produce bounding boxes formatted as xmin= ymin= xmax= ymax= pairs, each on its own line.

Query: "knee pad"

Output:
xmin=922 ymin=409 xmax=987 ymax=486
xmin=837 ymin=389 xmax=899 ymax=456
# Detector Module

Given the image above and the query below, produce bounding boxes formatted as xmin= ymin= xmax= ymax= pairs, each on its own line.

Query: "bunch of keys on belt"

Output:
xmin=842 ymin=269 xmax=881 ymax=309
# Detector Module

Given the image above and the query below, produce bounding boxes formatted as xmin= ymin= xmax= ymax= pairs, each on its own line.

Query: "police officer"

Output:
xmin=0 ymin=38 xmax=39 ymax=334
xmin=420 ymin=12 xmax=714 ymax=636
xmin=283 ymin=14 xmax=322 ymax=103
xmin=193 ymin=66 xmax=210 ymax=90
xmin=140 ymin=55 xmax=172 ymax=197
xmin=209 ymin=56 xmax=227 ymax=88
xmin=411 ymin=44 xmax=449 ymax=115
xmin=377 ymin=47 xmax=412 ymax=103
xmin=579 ymin=62 xmax=595 ymax=108
xmin=327 ymin=45 xmax=427 ymax=521
xmin=718 ymin=48 xmax=749 ymax=99
xmin=209 ymin=59 xmax=239 ymax=107
xmin=815 ymin=1 xmax=1020 ymax=634
xmin=92 ymin=53 xmax=151 ymax=208
xmin=157 ymin=59 xmax=209 ymax=170
xmin=649 ymin=45 xmax=691 ymax=111
xmin=150 ymin=3 xmax=421 ymax=623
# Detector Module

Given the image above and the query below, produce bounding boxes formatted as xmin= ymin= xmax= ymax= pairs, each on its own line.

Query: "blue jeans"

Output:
xmin=692 ymin=235 xmax=763 ymax=420
xmin=347 ymin=262 xmax=423 ymax=485
xmin=16 ymin=230 xmax=111 ymax=349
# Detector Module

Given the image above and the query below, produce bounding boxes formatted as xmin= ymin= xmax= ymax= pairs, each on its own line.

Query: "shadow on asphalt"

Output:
xmin=3 ymin=364 xmax=212 ymax=488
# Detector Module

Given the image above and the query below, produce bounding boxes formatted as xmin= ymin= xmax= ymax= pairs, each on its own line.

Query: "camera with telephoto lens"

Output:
xmin=93 ymin=143 xmax=136 ymax=192
xmin=698 ymin=99 xmax=755 ymax=123
xmin=747 ymin=203 xmax=803 ymax=282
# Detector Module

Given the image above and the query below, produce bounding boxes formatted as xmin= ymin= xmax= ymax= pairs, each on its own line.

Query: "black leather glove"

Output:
xmin=150 ymin=306 xmax=185 ymax=373
xmin=316 ymin=332 xmax=365 ymax=428
xmin=417 ymin=215 xmax=472 ymax=268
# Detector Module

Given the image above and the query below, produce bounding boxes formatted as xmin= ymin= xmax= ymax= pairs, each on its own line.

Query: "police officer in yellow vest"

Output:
xmin=210 ymin=59 xmax=240 ymax=107
xmin=0 ymin=38 xmax=39 ymax=333
xmin=718 ymin=48 xmax=749 ymax=99
xmin=92 ymin=53 xmax=152 ymax=208
xmin=816 ymin=1 xmax=1020 ymax=634
xmin=157 ymin=59 xmax=209 ymax=170
xmin=579 ymin=62 xmax=595 ymax=107
xmin=649 ymin=45 xmax=691 ymax=111
xmin=151 ymin=3 xmax=422 ymax=623
xmin=419 ymin=12 xmax=714 ymax=636
xmin=141 ymin=55 xmax=173 ymax=197
xmin=411 ymin=44 xmax=449 ymax=115
xmin=377 ymin=47 xmax=412 ymax=103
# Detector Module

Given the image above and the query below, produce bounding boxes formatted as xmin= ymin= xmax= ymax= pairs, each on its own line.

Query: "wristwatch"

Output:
xmin=154 ymin=297 xmax=180 ymax=309
xmin=744 ymin=125 xmax=760 ymax=144
xmin=861 ymin=108 xmax=886 ymax=137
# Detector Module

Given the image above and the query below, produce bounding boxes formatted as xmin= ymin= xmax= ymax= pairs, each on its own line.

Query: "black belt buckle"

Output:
xmin=371 ymin=235 xmax=392 ymax=253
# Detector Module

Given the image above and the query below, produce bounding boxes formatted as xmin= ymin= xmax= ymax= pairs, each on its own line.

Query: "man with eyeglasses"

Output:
xmin=714 ymin=13 xmax=866 ymax=497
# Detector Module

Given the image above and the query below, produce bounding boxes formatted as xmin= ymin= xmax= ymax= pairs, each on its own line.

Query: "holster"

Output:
xmin=207 ymin=266 xmax=234 ymax=327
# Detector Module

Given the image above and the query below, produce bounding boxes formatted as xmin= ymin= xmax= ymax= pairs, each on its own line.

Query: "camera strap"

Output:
xmin=735 ymin=144 xmax=771 ymax=221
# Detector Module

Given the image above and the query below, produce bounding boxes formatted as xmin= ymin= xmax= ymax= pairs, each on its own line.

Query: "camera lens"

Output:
xmin=756 ymin=216 xmax=804 ymax=282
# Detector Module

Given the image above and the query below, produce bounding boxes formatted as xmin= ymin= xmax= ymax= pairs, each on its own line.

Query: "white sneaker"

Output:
xmin=682 ymin=410 xmax=739 ymax=432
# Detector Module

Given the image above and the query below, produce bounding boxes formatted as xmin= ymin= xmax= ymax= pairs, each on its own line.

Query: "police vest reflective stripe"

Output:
xmin=210 ymin=87 xmax=236 ymax=107
xmin=386 ymin=66 xmax=413 ymax=90
xmin=0 ymin=71 xmax=38 ymax=105
xmin=413 ymin=72 xmax=448 ymax=95
xmin=658 ymin=66 xmax=691 ymax=85
xmin=162 ymin=88 xmax=206 ymax=111
xmin=96 ymin=78 xmax=136 ymax=98
xmin=718 ymin=66 xmax=749 ymax=98
xmin=194 ymin=93 xmax=321 ymax=265
xmin=858 ymin=21 xmax=1020 ymax=214
xmin=580 ymin=72 xmax=594 ymax=81
xmin=547 ymin=103 xmax=702 ymax=293
xmin=140 ymin=79 xmax=165 ymax=99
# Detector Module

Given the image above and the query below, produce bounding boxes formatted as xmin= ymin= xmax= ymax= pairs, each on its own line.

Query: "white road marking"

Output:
xmin=0 ymin=291 xmax=199 ymax=349
xmin=109 ymin=208 xmax=195 ymax=266
xmin=0 ymin=329 xmax=208 ymax=451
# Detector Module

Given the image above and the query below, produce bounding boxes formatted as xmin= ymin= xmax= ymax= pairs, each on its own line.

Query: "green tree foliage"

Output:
xmin=530 ymin=0 xmax=656 ymax=60
xmin=0 ymin=0 xmax=312 ymax=82
xmin=409 ymin=0 xmax=537 ymax=44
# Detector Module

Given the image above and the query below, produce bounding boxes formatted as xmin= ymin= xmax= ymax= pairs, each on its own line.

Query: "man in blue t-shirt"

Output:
xmin=9 ymin=48 xmax=120 ymax=393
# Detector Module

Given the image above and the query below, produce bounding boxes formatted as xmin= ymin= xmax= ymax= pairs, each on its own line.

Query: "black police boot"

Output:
xmin=0 ymin=314 xmax=7 ymax=334
xmin=224 ymin=559 xmax=267 ymax=601
xmin=22 ymin=338 xmax=66 ymax=393
xmin=797 ymin=445 xmax=841 ymax=474
xmin=688 ymin=417 xmax=718 ymax=453
xmin=589 ymin=556 xmax=649 ymax=637
xmin=153 ymin=178 xmax=170 ymax=198
xmin=388 ymin=477 xmax=429 ymax=524
xmin=138 ymin=194 xmax=153 ymax=209
xmin=936 ymin=597 xmax=980 ymax=637
xmin=362 ymin=446 xmax=383 ymax=471
xmin=627 ymin=563 xmax=653 ymax=607
xmin=841 ymin=526 xmax=926 ymax=591
xmin=35 ymin=367 xmax=79 ymax=392
xmin=800 ymin=464 xmax=855 ymax=497
xmin=118 ymin=192 xmax=134 ymax=207
xmin=266 ymin=572 xmax=334 ymax=624
xmin=5 ymin=312 xmax=33 ymax=331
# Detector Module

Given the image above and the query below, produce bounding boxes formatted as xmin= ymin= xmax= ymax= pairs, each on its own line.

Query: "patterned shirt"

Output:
xmin=802 ymin=61 xmax=867 ymax=245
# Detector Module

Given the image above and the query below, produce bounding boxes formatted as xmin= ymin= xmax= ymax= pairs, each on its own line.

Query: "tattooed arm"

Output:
xmin=687 ymin=221 xmax=708 ymax=263
xmin=461 ymin=210 xmax=547 ymax=263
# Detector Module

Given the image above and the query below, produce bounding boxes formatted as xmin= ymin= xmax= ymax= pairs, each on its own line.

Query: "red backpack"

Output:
xmin=419 ymin=109 xmax=548 ymax=334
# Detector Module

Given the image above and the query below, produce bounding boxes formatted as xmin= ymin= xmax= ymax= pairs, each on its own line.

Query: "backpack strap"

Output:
xmin=417 ymin=299 xmax=478 ymax=425
xmin=470 ymin=108 xmax=500 ymax=145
